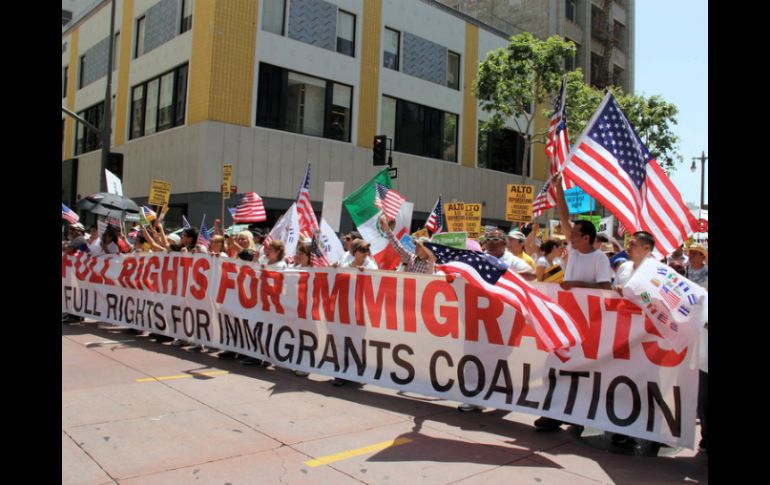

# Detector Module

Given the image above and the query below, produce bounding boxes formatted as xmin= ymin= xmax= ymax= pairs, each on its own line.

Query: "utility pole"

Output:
xmin=100 ymin=0 xmax=117 ymax=192
xmin=690 ymin=150 xmax=708 ymax=219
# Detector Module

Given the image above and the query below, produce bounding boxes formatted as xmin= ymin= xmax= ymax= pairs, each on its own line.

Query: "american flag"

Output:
xmin=533 ymin=77 xmax=574 ymax=218
xmin=424 ymin=195 xmax=443 ymax=233
xmin=310 ymin=231 xmax=329 ymax=267
xmin=562 ymin=94 xmax=697 ymax=257
xmin=296 ymin=162 xmax=319 ymax=238
xmin=422 ymin=242 xmax=584 ymax=351
xmin=660 ymin=286 xmax=681 ymax=308
xmin=198 ymin=223 xmax=211 ymax=249
xmin=62 ymin=203 xmax=79 ymax=224
xmin=233 ymin=192 xmax=267 ymax=222
xmin=374 ymin=182 xmax=406 ymax=221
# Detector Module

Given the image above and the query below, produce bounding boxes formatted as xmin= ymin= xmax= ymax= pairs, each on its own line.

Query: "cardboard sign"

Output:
xmin=444 ymin=202 xmax=482 ymax=239
xmin=598 ymin=216 xmax=614 ymax=239
xmin=505 ymin=184 xmax=534 ymax=222
xmin=431 ymin=232 xmax=467 ymax=249
xmin=105 ymin=169 xmax=123 ymax=196
xmin=399 ymin=234 xmax=416 ymax=253
xmin=564 ymin=187 xmax=595 ymax=214
xmin=222 ymin=165 xmax=233 ymax=199
xmin=411 ymin=228 xmax=430 ymax=239
xmin=148 ymin=179 xmax=172 ymax=206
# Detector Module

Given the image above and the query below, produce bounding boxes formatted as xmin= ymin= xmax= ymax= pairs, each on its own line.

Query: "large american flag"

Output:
xmin=62 ymin=203 xmax=79 ymax=224
xmin=533 ymin=77 xmax=574 ymax=217
xmin=424 ymin=195 xmax=443 ymax=233
xmin=296 ymin=162 xmax=319 ymax=238
xmin=374 ymin=182 xmax=406 ymax=221
xmin=423 ymin=242 xmax=584 ymax=351
xmin=562 ymin=93 xmax=696 ymax=257
xmin=233 ymin=192 xmax=267 ymax=223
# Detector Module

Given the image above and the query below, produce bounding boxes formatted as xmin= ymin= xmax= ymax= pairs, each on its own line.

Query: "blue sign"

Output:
xmin=564 ymin=187 xmax=595 ymax=214
xmin=400 ymin=234 xmax=416 ymax=253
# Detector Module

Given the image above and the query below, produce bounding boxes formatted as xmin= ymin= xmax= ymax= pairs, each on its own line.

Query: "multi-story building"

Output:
xmin=62 ymin=0 xmax=554 ymax=231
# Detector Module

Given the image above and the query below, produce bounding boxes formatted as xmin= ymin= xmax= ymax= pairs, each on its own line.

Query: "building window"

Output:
xmin=613 ymin=65 xmax=623 ymax=87
xmin=75 ymin=103 xmax=105 ymax=155
xmin=262 ymin=0 xmax=285 ymax=35
xmin=383 ymin=28 xmax=400 ymax=70
xmin=78 ymin=55 xmax=85 ymax=89
xmin=131 ymin=85 xmax=145 ymax=140
xmin=135 ymin=16 xmax=145 ymax=58
xmin=447 ymin=51 xmax=460 ymax=90
xmin=129 ymin=64 xmax=188 ymax=140
xmin=62 ymin=66 xmax=68 ymax=98
xmin=112 ymin=32 xmax=120 ymax=71
xmin=382 ymin=96 xmax=458 ymax=163
xmin=336 ymin=10 xmax=355 ymax=57
xmin=477 ymin=126 xmax=526 ymax=175
xmin=566 ymin=0 xmax=577 ymax=22
xmin=256 ymin=63 xmax=353 ymax=143
xmin=180 ymin=0 xmax=193 ymax=34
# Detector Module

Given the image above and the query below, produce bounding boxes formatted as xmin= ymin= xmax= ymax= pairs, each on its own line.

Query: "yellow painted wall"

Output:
xmin=114 ymin=0 xmax=134 ymax=146
xmin=63 ymin=29 xmax=79 ymax=159
xmin=461 ymin=23 xmax=479 ymax=168
xmin=188 ymin=0 xmax=258 ymax=126
xmin=356 ymin=0 xmax=382 ymax=149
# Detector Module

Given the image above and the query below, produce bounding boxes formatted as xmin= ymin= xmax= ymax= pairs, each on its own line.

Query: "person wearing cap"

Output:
xmin=507 ymin=229 xmax=536 ymax=270
xmin=63 ymin=223 xmax=90 ymax=254
xmin=686 ymin=244 xmax=708 ymax=290
xmin=666 ymin=245 xmax=689 ymax=268
xmin=379 ymin=216 xmax=435 ymax=274
xmin=484 ymin=229 xmax=535 ymax=279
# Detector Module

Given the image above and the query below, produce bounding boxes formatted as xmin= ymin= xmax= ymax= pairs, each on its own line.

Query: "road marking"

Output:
xmin=135 ymin=370 xmax=229 ymax=382
xmin=304 ymin=437 xmax=413 ymax=468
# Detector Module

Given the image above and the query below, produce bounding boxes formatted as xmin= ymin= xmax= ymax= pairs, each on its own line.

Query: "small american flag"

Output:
xmin=423 ymin=242 xmax=584 ymax=351
xmin=198 ymin=223 xmax=211 ymax=249
xmin=374 ymin=183 xmax=406 ymax=221
xmin=142 ymin=206 xmax=157 ymax=222
xmin=310 ymin=231 xmax=329 ymax=267
xmin=62 ymin=203 xmax=79 ymax=224
xmin=425 ymin=195 xmax=443 ymax=233
xmin=233 ymin=192 xmax=267 ymax=222
xmin=534 ymin=77 xmax=574 ymax=218
xmin=296 ymin=162 xmax=319 ymax=238
xmin=659 ymin=286 xmax=681 ymax=308
xmin=562 ymin=94 xmax=697 ymax=257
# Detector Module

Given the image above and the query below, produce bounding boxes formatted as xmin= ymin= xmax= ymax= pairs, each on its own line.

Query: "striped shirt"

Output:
xmin=386 ymin=231 xmax=434 ymax=274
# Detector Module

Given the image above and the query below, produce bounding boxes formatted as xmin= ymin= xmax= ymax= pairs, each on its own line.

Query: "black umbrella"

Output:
xmin=76 ymin=192 xmax=141 ymax=222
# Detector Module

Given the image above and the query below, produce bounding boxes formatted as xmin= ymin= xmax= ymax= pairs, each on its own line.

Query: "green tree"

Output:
xmin=475 ymin=32 xmax=682 ymax=175
xmin=473 ymin=32 xmax=575 ymax=173
xmin=564 ymin=73 xmax=682 ymax=173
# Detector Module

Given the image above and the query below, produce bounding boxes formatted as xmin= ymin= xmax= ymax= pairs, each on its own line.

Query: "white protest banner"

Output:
xmin=319 ymin=217 xmax=345 ymax=264
xmin=62 ymin=252 xmax=699 ymax=448
xmin=321 ymin=182 xmax=345 ymax=232
xmin=598 ymin=216 xmax=614 ymax=240
xmin=622 ymin=258 xmax=708 ymax=353
xmin=105 ymin=169 xmax=123 ymax=196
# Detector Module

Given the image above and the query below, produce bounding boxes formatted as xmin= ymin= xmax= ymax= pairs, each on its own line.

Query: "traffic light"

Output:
xmin=373 ymin=135 xmax=387 ymax=165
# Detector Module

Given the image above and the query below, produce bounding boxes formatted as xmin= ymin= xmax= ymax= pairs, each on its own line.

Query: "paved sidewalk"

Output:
xmin=62 ymin=321 xmax=708 ymax=484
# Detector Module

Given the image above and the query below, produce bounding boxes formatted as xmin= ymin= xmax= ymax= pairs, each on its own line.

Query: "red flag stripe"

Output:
xmin=566 ymin=155 xmax=640 ymax=225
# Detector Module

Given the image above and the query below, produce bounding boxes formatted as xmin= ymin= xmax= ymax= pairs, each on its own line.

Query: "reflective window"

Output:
xmin=262 ymin=0 xmax=285 ymax=35
xmin=336 ymin=10 xmax=355 ymax=57
xmin=383 ymin=28 xmax=400 ymax=70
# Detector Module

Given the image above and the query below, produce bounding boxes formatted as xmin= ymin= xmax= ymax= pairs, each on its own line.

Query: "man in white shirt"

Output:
xmin=533 ymin=175 xmax=612 ymax=431
xmin=613 ymin=231 xmax=656 ymax=291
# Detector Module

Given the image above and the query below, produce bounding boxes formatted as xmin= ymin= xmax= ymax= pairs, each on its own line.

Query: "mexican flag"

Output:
xmin=343 ymin=169 xmax=412 ymax=270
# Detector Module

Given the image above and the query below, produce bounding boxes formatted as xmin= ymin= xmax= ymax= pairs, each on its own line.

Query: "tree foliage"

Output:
xmin=475 ymin=33 xmax=682 ymax=174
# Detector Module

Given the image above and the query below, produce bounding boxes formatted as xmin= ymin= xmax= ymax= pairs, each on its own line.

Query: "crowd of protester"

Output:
xmin=62 ymin=194 xmax=708 ymax=453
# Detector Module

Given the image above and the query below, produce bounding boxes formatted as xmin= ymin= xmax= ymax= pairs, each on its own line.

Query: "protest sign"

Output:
xmin=598 ymin=216 xmax=614 ymax=240
xmin=444 ymin=202 xmax=482 ymax=239
xmin=105 ymin=169 xmax=123 ymax=196
xmin=148 ymin=180 xmax=172 ymax=206
xmin=576 ymin=214 xmax=601 ymax=231
xmin=321 ymin=182 xmax=345 ymax=232
xmin=505 ymin=184 xmax=534 ymax=223
xmin=564 ymin=187 xmax=595 ymax=214
xmin=399 ymin=234 xmax=416 ymax=253
xmin=431 ymin=232 xmax=467 ymax=249
xmin=222 ymin=165 xmax=232 ymax=199
xmin=62 ymin=253 xmax=700 ymax=448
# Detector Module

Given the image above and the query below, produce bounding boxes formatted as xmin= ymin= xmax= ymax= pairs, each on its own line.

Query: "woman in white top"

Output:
xmin=261 ymin=239 xmax=287 ymax=270
xmin=341 ymin=239 xmax=378 ymax=270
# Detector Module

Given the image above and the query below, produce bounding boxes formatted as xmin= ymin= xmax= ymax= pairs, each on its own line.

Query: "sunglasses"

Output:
xmin=356 ymin=247 xmax=370 ymax=253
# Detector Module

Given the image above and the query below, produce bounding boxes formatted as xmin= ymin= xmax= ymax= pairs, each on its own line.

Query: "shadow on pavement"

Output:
xmin=62 ymin=321 xmax=708 ymax=482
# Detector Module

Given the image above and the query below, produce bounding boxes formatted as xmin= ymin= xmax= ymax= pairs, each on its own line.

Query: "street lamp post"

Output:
xmin=100 ymin=0 xmax=116 ymax=192
xmin=690 ymin=151 xmax=708 ymax=237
